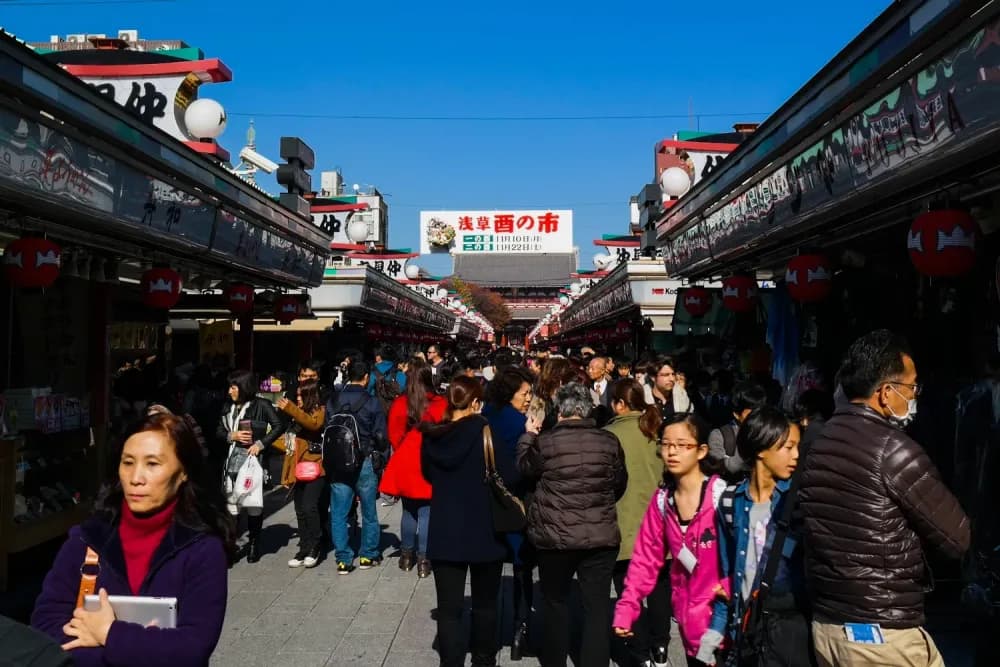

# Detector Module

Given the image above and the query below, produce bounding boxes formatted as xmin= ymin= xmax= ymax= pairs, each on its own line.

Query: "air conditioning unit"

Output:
xmin=118 ymin=30 xmax=139 ymax=42
xmin=87 ymin=34 xmax=106 ymax=40
xmin=66 ymin=34 xmax=87 ymax=44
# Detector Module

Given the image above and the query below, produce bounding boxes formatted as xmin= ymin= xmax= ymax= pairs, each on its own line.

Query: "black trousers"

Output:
xmin=432 ymin=560 xmax=503 ymax=667
xmin=292 ymin=478 xmax=325 ymax=552
xmin=612 ymin=559 xmax=671 ymax=665
xmin=536 ymin=547 xmax=617 ymax=667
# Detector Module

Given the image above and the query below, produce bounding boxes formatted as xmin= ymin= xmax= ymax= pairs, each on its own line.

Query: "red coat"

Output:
xmin=379 ymin=393 xmax=447 ymax=500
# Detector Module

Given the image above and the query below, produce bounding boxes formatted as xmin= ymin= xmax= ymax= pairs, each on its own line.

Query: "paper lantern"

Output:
xmin=275 ymin=295 xmax=301 ymax=324
xmin=681 ymin=286 xmax=712 ymax=318
xmin=785 ymin=255 xmax=832 ymax=303
xmin=226 ymin=283 xmax=254 ymax=315
xmin=141 ymin=267 xmax=182 ymax=309
xmin=908 ymin=209 xmax=977 ymax=277
xmin=721 ymin=274 xmax=757 ymax=313
xmin=3 ymin=237 xmax=61 ymax=288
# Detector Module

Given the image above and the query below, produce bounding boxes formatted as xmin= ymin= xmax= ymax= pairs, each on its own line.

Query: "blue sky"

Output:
xmin=4 ymin=0 xmax=889 ymax=277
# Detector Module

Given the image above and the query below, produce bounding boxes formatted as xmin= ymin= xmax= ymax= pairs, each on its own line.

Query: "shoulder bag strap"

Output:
xmin=75 ymin=547 xmax=100 ymax=609
xmin=757 ymin=472 xmax=801 ymax=600
xmin=482 ymin=426 xmax=497 ymax=475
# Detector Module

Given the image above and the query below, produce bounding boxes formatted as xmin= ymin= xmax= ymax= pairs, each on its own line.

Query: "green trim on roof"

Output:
xmin=675 ymin=130 xmax=716 ymax=140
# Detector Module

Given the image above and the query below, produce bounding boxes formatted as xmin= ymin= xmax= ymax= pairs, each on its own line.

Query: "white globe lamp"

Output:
xmin=450 ymin=298 xmax=461 ymax=310
xmin=660 ymin=166 xmax=692 ymax=198
xmin=593 ymin=253 xmax=614 ymax=270
xmin=436 ymin=288 xmax=448 ymax=300
xmin=347 ymin=219 xmax=369 ymax=244
xmin=569 ymin=281 xmax=582 ymax=296
xmin=404 ymin=263 xmax=420 ymax=280
xmin=184 ymin=98 xmax=227 ymax=140
xmin=559 ymin=295 xmax=570 ymax=306
xmin=459 ymin=304 xmax=468 ymax=314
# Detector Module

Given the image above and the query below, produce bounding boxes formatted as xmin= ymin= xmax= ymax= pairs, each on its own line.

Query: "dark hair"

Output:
xmin=614 ymin=356 xmax=633 ymax=369
xmin=445 ymin=375 xmax=484 ymax=416
xmin=732 ymin=381 xmax=768 ymax=414
xmin=537 ymin=358 xmax=571 ymax=403
xmin=794 ymin=389 xmax=834 ymax=423
xmin=299 ymin=358 xmax=324 ymax=374
xmin=101 ymin=413 xmax=236 ymax=562
xmin=377 ymin=345 xmax=397 ymax=363
xmin=836 ymin=329 xmax=912 ymax=401
xmin=297 ymin=379 xmax=321 ymax=414
xmin=736 ymin=406 xmax=793 ymax=462
xmin=658 ymin=413 xmax=718 ymax=480
xmin=405 ymin=357 xmax=435 ymax=426
xmin=348 ymin=360 xmax=370 ymax=383
xmin=611 ymin=379 xmax=661 ymax=440
xmin=486 ymin=367 xmax=533 ymax=408
xmin=227 ymin=369 xmax=256 ymax=404
xmin=654 ymin=355 xmax=677 ymax=374
xmin=493 ymin=347 xmax=521 ymax=371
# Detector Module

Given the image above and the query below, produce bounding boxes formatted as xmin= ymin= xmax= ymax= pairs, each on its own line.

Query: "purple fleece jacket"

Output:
xmin=31 ymin=515 xmax=228 ymax=667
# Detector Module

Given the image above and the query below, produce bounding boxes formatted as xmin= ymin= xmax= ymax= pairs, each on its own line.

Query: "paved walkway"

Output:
xmin=211 ymin=494 xmax=687 ymax=667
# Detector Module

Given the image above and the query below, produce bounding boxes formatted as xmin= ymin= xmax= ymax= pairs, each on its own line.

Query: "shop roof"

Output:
xmin=453 ymin=253 xmax=576 ymax=288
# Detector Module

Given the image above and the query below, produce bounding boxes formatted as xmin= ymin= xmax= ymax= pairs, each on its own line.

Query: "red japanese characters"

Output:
xmin=785 ymin=254 xmax=832 ymax=303
xmin=3 ymin=237 xmax=61 ymax=288
xmin=908 ymin=209 xmax=978 ymax=277
xmin=141 ymin=267 xmax=182 ymax=309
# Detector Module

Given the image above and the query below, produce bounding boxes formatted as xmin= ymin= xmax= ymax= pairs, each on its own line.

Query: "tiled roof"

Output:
xmin=453 ymin=253 xmax=576 ymax=288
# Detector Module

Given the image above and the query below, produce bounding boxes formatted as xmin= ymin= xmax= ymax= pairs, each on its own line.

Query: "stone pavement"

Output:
xmin=211 ymin=492 xmax=688 ymax=667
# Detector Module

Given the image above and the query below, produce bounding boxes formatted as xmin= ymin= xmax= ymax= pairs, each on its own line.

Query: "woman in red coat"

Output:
xmin=379 ymin=357 xmax=447 ymax=577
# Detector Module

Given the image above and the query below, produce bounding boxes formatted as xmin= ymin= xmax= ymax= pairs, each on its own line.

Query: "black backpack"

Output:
xmin=371 ymin=366 xmax=402 ymax=414
xmin=322 ymin=393 xmax=368 ymax=475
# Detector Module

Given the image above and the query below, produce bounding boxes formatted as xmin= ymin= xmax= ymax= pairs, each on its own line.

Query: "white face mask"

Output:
xmin=887 ymin=385 xmax=917 ymax=428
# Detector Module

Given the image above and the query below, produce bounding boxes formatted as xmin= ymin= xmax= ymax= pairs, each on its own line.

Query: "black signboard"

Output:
xmin=361 ymin=274 xmax=454 ymax=332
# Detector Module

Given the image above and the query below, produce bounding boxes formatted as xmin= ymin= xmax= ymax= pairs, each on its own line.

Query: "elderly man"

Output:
xmin=800 ymin=330 xmax=969 ymax=667
xmin=517 ymin=383 xmax=627 ymax=667
xmin=587 ymin=356 xmax=611 ymax=408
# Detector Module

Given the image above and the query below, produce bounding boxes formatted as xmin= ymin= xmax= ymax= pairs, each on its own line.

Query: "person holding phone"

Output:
xmin=32 ymin=412 xmax=235 ymax=667
xmin=217 ymin=369 xmax=285 ymax=563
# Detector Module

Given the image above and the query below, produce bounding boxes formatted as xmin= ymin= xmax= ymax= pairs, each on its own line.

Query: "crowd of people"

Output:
xmin=11 ymin=330 xmax=971 ymax=667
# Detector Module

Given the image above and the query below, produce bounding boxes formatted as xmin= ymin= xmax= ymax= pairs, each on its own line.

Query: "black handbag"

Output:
xmin=483 ymin=426 xmax=526 ymax=533
xmin=728 ymin=473 xmax=801 ymax=667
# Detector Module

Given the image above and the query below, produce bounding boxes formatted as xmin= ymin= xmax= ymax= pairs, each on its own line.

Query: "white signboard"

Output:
xmin=420 ymin=210 xmax=573 ymax=255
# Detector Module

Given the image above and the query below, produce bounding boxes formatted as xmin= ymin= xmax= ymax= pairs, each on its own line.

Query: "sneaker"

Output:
xmin=303 ymin=547 xmax=321 ymax=569
xmin=358 ymin=557 xmax=381 ymax=570
xmin=337 ymin=561 xmax=355 ymax=575
xmin=651 ymin=645 xmax=671 ymax=667
xmin=288 ymin=555 xmax=306 ymax=568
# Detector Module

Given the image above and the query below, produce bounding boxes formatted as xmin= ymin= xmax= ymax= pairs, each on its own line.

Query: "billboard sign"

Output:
xmin=419 ymin=210 xmax=573 ymax=254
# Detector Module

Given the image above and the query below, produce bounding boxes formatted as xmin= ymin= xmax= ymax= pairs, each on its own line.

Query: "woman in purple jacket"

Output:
xmin=32 ymin=411 xmax=235 ymax=667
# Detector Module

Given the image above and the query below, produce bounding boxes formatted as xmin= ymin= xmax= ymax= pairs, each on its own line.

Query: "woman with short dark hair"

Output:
xmin=216 ymin=369 xmax=285 ymax=563
xmin=32 ymin=412 xmax=234 ymax=666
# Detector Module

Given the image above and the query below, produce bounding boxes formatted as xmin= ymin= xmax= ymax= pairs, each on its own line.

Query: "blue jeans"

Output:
xmin=330 ymin=457 xmax=380 ymax=564
xmin=400 ymin=498 xmax=430 ymax=556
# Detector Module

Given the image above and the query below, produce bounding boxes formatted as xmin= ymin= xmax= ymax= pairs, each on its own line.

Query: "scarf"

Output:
xmin=119 ymin=497 xmax=178 ymax=594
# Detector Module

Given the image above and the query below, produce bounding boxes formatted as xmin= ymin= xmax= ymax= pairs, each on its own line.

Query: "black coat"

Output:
xmin=325 ymin=384 xmax=387 ymax=455
xmin=215 ymin=397 xmax=285 ymax=452
xmin=421 ymin=415 xmax=519 ymax=563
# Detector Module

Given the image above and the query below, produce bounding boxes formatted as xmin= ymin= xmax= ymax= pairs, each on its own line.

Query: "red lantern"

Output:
xmin=140 ymin=267 xmax=182 ymax=309
xmin=908 ymin=209 xmax=978 ymax=276
xmin=3 ymin=237 xmax=61 ymax=288
xmin=226 ymin=283 xmax=254 ymax=315
xmin=721 ymin=275 xmax=757 ymax=313
xmin=681 ymin=286 xmax=712 ymax=318
xmin=785 ymin=255 xmax=832 ymax=303
xmin=275 ymin=295 xmax=301 ymax=324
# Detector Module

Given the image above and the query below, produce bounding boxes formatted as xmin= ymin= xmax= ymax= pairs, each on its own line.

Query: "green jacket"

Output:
xmin=604 ymin=412 xmax=663 ymax=561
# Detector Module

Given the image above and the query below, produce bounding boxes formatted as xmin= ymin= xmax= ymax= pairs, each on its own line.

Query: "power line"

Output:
xmin=0 ymin=0 xmax=174 ymax=5
xmin=228 ymin=111 xmax=770 ymax=122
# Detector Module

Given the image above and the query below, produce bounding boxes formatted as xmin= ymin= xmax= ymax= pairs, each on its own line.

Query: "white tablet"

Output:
xmin=83 ymin=595 xmax=178 ymax=629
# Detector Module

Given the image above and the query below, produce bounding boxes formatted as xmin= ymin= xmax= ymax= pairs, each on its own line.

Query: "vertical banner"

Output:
xmin=199 ymin=320 xmax=234 ymax=364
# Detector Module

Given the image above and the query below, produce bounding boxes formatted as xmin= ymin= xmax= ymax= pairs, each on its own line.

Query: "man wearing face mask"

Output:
xmin=800 ymin=330 xmax=969 ymax=667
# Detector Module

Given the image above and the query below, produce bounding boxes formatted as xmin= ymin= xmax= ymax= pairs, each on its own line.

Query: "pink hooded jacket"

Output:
xmin=613 ymin=475 xmax=729 ymax=658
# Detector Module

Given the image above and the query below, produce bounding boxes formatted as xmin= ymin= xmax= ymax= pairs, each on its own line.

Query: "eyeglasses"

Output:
xmin=660 ymin=442 xmax=699 ymax=451
xmin=888 ymin=381 xmax=922 ymax=397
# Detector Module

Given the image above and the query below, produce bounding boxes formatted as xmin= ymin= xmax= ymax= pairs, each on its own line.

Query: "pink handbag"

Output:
xmin=295 ymin=461 xmax=322 ymax=482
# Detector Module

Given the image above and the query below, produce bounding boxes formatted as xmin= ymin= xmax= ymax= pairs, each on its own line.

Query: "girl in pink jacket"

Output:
xmin=614 ymin=414 xmax=729 ymax=666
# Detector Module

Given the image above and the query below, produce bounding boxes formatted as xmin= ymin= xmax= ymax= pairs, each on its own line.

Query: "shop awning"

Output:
xmin=655 ymin=2 xmax=1000 ymax=278
xmin=0 ymin=33 xmax=331 ymax=288
xmin=558 ymin=261 xmax=680 ymax=333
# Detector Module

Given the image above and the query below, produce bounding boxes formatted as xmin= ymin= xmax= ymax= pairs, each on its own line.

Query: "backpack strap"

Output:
xmin=76 ymin=547 xmax=100 ymax=609
xmin=720 ymin=485 xmax=737 ymax=533
xmin=756 ymin=473 xmax=801 ymax=602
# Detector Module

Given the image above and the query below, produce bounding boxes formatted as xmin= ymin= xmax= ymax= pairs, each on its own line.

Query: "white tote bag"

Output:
xmin=228 ymin=454 xmax=264 ymax=510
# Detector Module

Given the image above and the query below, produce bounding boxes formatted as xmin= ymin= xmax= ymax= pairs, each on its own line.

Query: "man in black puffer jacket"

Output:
xmin=800 ymin=330 xmax=969 ymax=667
xmin=517 ymin=382 xmax=627 ymax=667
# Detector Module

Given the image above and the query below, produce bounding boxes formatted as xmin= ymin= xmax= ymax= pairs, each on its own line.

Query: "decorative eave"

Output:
xmin=659 ymin=139 xmax=740 ymax=153
xmin=61 ymin=57 xmax=233 ymax=83
xmin=312 ymin=203 xmax=370 ymax=213
xmin=184 ymin=140 xmax=230 ymax=162
xmin=330 ymin=242 xmax=366 ymax=251
xmin=594 ymin=237 xmax=640 ymax=248
xmin=347 ymin=250 xmax=419 ymax=260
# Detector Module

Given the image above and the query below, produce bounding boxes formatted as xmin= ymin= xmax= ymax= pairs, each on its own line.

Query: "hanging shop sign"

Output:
xmin=274 ymin=295 xmax=303 ymax=324
xmin=681 ymin=286 xmax=712 ymax=318
xmin=419 ymin=210 xmax=573 ymax=255
xmin=361 ymin=282 xmax=454 ymax=331
xmin=560 ymin=279 xmax=633 ymax=331
xmin=721 ymin=274 xmax=757 ymax=312
xmin=786 ymin=254 xmax=832 ymax=303
xmin=141 ymin=267 xmax=182 ymax=309
xmin=225 ymin=283 xmax=255 ymax=315
xmin=3 ymin=237 xmax=61 ymax=288
xmin=664 ymin=17 xmax=1000 ymax=275
xmin=908 ymin=208 xmax=978 ymax=277
xmin=198 ymin=320 xmax=234 ymax=364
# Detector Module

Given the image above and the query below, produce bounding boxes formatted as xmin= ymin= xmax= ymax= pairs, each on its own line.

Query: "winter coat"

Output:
xmin=516 ymin=418 xmax=627 ymax=551
xmin=278 ymin=404 xmax=326 ymax=487
xmin=484 ymin=403 xmax=529 ymax=496
xmin=325 ymin=384 xmax=388 ymax=481
xmin=604 ymin=412 xmax=663 ymax=561
xmin=31 ymin=513 xmax=227 ymax=667
xmin=799 ymin=403 xmax=970 ymax=628
xmin=215 ymin=397 xmax=286 ymax=452
xmin=380 ymin=393 xmax=447 ymax=500
xmin=420 ymin=415 xmax=519 ymax=562
xmin=614 ymin=476 xmax=729 ymax=658
xmin=0 ymin=615 xmax=72 ymax=667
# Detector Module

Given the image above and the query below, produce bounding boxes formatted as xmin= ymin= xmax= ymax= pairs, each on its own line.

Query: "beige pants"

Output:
xmin=812 ymin=620 xmax=944 ymax=667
